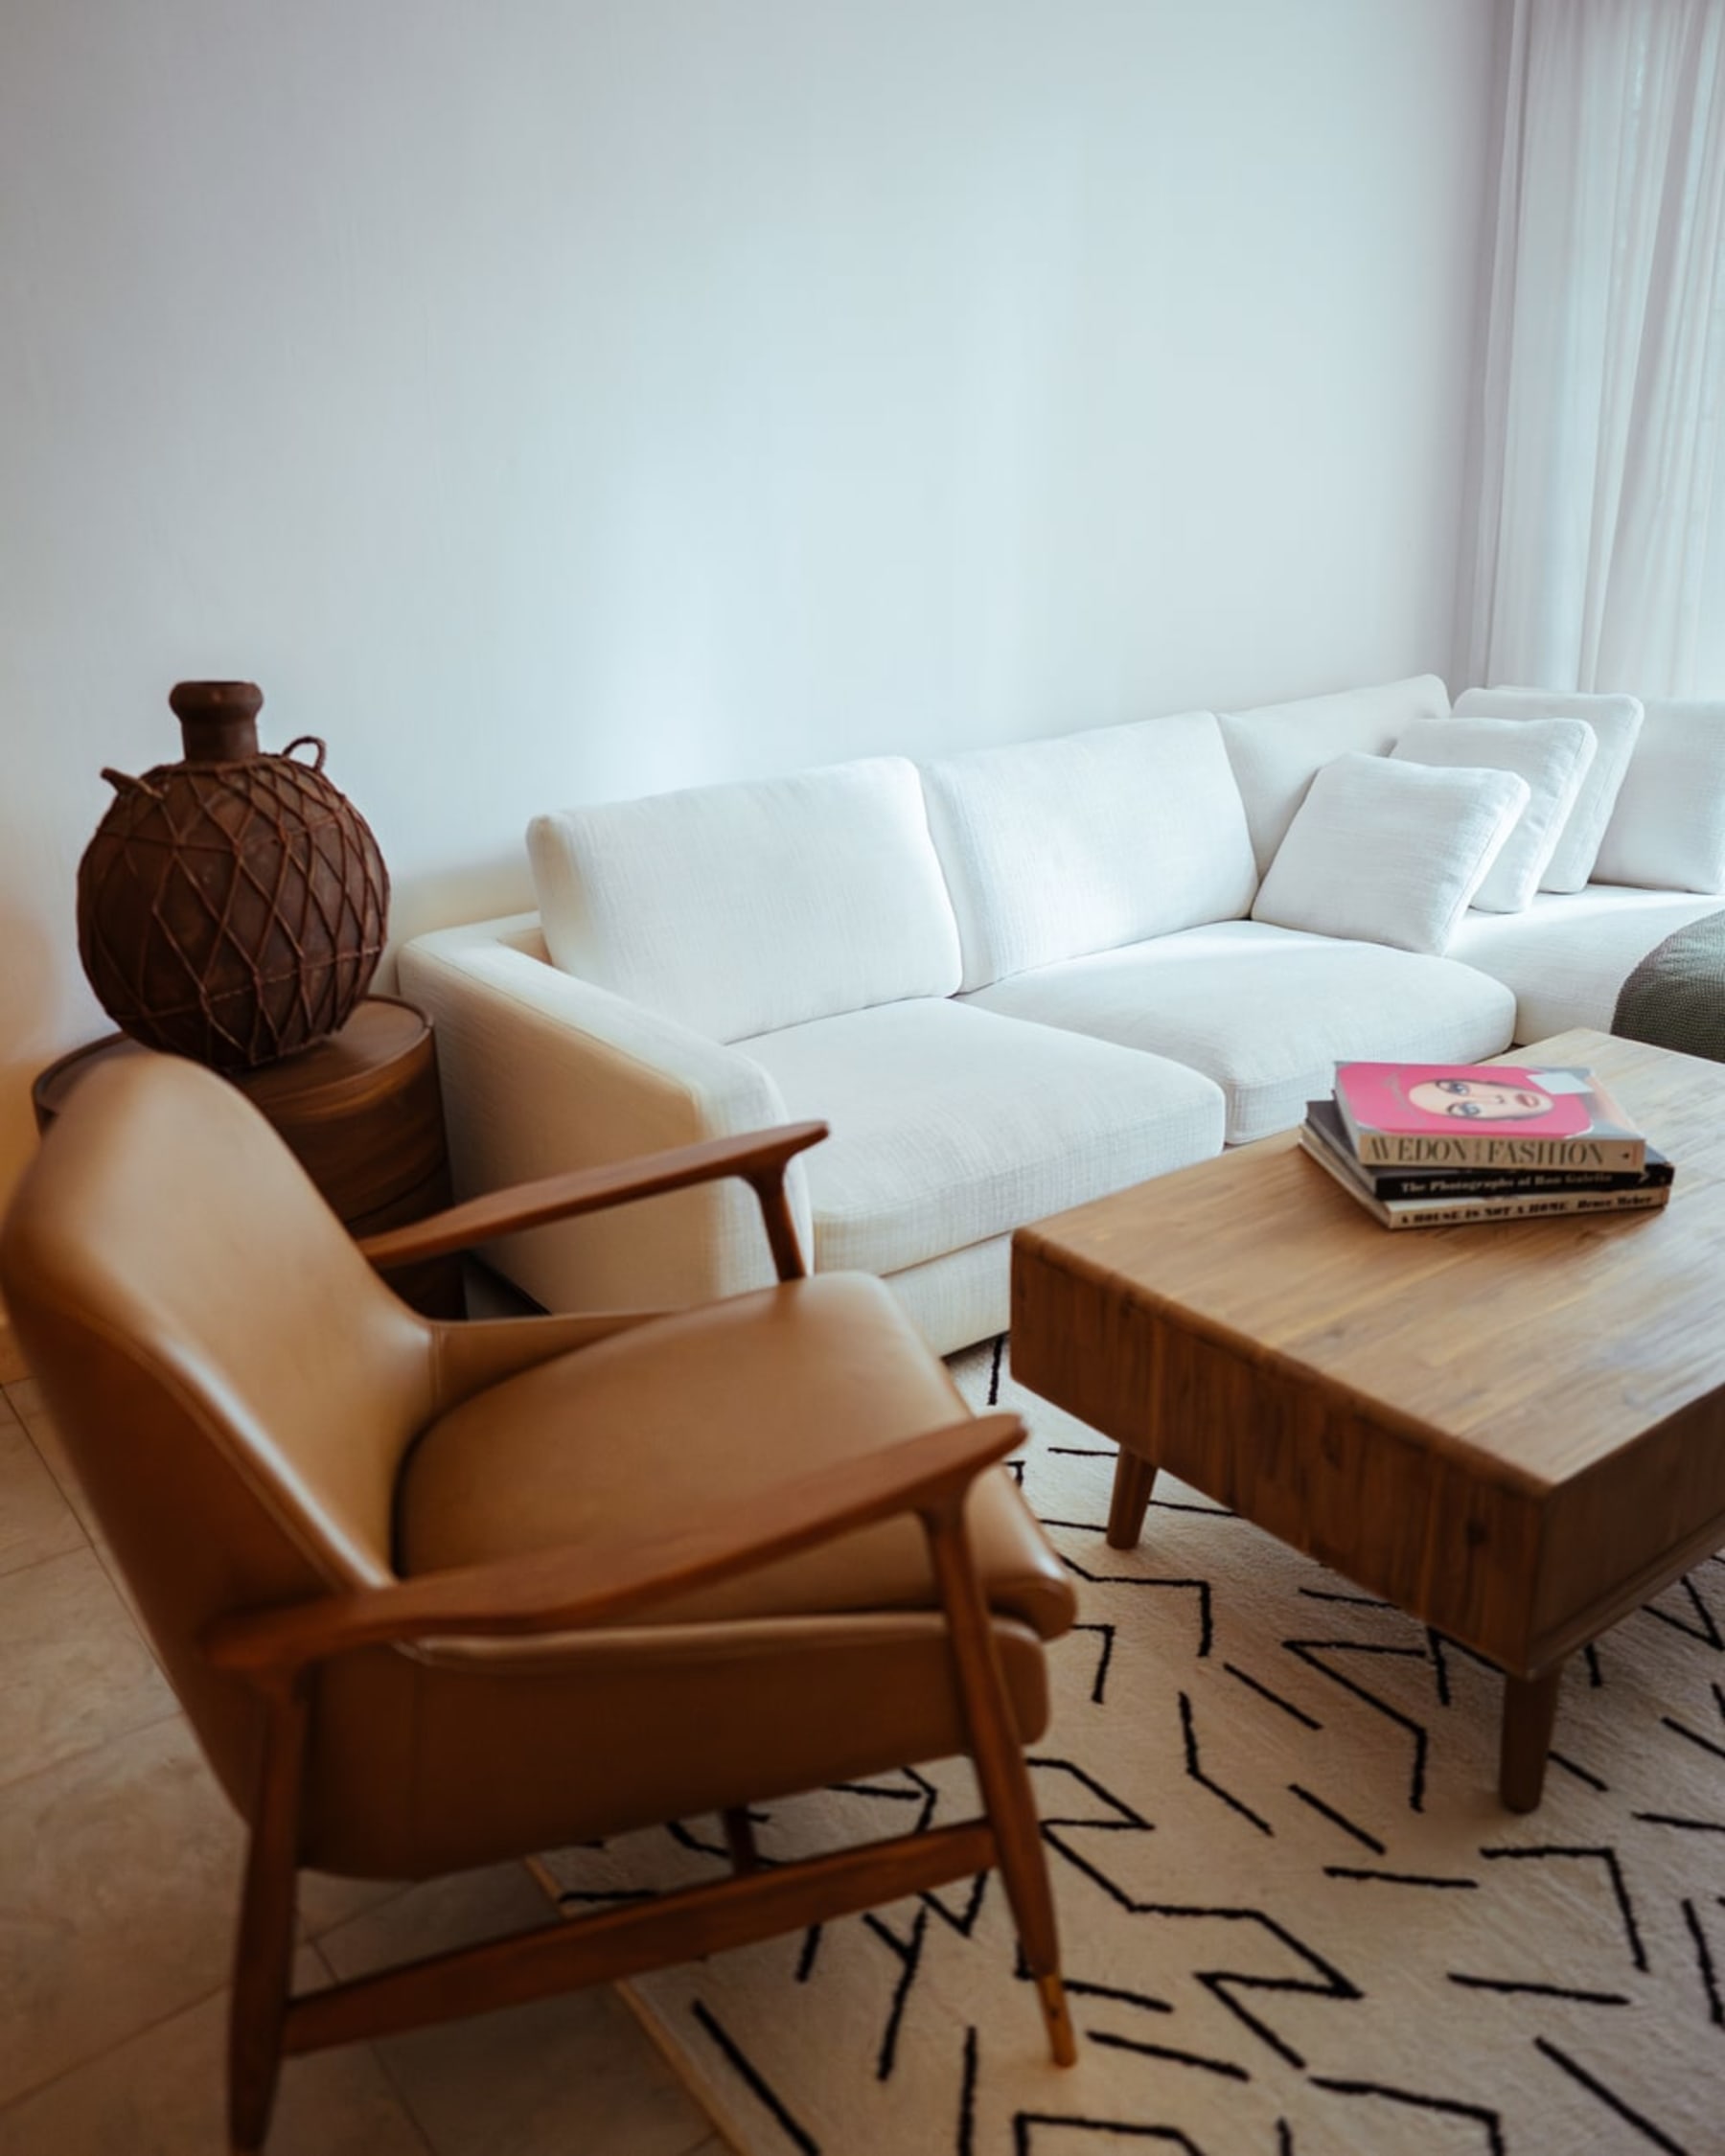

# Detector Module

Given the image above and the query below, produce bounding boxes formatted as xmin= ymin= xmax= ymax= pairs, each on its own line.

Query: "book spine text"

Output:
xmin=1353 ymin=1132 xmax=1644 ymax=1172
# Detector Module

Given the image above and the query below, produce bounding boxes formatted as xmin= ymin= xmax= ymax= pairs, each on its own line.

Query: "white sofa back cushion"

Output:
xmin=920 ymin=710 xmax=1258 ymax=993
xmin=1591 ymin=699 xmax=1725 ymax=894
xmin=1453 ymin=688 xmax=1644 ymax=890
xmin=528 ymin=756 xmax=962 ymax=1042
xmin=1392 ymin=714 xmax=1595 ymax=912
xmin=1252 ymin=752 xmax=1529 ymax=954
xmin=1219 ymin=675 xmax=1450 ymax=875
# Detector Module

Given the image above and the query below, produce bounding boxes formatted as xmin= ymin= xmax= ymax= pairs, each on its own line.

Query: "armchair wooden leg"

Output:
xmin=722 ymin=1807 xmax=761 ymax=1874
xmin=923 ymin=1498 xmax=1077 ymax=2068
xmin=229 ymin=1677 xmax=310 ymax=2154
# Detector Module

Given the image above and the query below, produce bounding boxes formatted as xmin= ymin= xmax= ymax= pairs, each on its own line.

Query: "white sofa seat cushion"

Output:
xmin=964 ymin=921 xmax=1517 ymax=1145
xmin=1252 ymin=753 xmax=1529 ymax=955
xmin=527 ymin=756 xmax=961 ymax=1043
xmin=1219 ymin=675 xmax=1450 ymax=875
xmin=1448 ymin=887 xmax=1725 ymax=1043
xmin=1593 ymin=700 xmax=1725 ymax=894
xmin=1392 ymin=714 xmax=1595 ymax=912
xmin=739 ymin=998 xmax=1226 ymax=1275
xmin=920 ymin=711 xmax=1257 ymax=993
xmin=1454 ymin=688 xmax=1644 ymax=891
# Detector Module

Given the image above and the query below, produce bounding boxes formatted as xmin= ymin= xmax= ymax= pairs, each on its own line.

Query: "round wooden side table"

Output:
xmin=32 ymin=996 xmax=466 ymax=1319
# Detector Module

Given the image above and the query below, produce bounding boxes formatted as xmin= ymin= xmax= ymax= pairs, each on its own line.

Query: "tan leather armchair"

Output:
xmin=0 ymin=1053 xmax=1078 ymax=2152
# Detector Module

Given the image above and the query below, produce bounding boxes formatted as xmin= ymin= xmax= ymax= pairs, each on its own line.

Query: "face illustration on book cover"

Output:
xmin=1342 ymin=1065 xmax=1599 ymax=1139
xmin=1404 ymin=1076 xmax=1574 ymax=1125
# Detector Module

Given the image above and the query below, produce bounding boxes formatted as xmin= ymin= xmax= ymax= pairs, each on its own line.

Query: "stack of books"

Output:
xmin=1300 ymin=1060 xmax=1672 ymax=1230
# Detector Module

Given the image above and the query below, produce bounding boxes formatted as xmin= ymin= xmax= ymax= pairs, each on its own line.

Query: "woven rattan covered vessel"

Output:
xmin=76 ymin=682 xmax=389 ymax=1070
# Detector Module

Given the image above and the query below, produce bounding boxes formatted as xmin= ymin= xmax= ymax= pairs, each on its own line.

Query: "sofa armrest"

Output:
xmin=399 ymin=916 xmax=810 ymax=1311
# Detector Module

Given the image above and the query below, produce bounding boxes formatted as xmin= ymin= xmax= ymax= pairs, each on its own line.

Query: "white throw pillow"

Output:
xmin=1592 ymin=699 xmax=1725 ymax=894
xmin=1454 ymin=688 xmax=1644 ymax=890
xmin=1392 ymin=715 xmax=1595 ymax=912
xmin=1251 ymin=752 xmax=1530 ymax=955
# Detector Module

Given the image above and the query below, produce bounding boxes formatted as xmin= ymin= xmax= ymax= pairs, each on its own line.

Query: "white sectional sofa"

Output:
xmin=401 ymin=675 xmax=1725 ymax=1354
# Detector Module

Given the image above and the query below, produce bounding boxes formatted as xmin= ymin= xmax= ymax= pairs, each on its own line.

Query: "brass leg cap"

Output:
xmin=1036 ymin=1971 xmax=1078 ymax=2066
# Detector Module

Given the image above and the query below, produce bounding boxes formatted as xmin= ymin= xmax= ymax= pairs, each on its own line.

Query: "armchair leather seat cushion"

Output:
xmin=328 ymin=1272 xmax=1077 ymax=1877
xmin=398 ymin=1273 xmax=1075 ymax=1642
xmin=319 ymin=1264 xmax=1079 ymax=1872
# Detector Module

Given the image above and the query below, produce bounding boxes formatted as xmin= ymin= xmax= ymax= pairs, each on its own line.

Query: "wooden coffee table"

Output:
xmin=1011 ymin=1027 xmax=1725 ymax=1810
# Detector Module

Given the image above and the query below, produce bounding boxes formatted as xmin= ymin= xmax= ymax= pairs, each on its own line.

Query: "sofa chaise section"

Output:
xmin=1449 ymin=887 xmax=1725 ymax=1044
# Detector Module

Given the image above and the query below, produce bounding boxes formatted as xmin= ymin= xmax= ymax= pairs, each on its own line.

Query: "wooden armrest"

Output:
xmin=357 ymin=1120 xmax=827 ymax=1279
xmin=203 ymin=1412 xmax=1024 ymax=1680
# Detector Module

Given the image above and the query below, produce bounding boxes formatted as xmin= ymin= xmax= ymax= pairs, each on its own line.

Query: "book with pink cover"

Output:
xmin=1333 ymin=1062 xmax=1646 ymax=1171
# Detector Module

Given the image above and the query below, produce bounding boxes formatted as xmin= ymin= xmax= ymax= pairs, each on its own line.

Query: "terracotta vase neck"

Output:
xmin=169 ymin=680 xmax=264 ymax=763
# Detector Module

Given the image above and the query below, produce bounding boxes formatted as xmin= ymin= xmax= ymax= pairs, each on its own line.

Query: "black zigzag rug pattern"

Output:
xmin=541 ymin=1339 xmax=1725 ymax=2154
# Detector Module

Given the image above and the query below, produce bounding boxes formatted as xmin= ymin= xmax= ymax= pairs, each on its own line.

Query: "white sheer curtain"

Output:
xmin=1461 ymin=0 xmax=1725 ymax=698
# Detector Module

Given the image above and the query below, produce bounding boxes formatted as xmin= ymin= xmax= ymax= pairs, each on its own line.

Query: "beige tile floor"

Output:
xmin=0 ymin=1377 xmax=733 ymax=2156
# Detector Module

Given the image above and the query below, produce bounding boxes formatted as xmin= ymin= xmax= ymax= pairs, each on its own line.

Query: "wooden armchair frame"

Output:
xmin=204 ymin=1121 xmax=1075 ymax=2151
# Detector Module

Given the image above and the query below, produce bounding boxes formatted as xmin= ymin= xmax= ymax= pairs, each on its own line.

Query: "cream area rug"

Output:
xmin=541 ymin=1340 xmax=1725 ymax=2154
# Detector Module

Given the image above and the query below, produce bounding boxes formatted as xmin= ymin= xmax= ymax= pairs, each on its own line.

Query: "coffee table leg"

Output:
xmin=1106 ymin=1449 xmax=1158 ymax=1549
xmin=1500 ymin=1663 xmax=1564 ymax=1812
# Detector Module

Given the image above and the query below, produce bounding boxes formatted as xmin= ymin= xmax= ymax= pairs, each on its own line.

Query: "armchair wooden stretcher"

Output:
xmin=0 ymin=1055 xmax=1078 ymax=2154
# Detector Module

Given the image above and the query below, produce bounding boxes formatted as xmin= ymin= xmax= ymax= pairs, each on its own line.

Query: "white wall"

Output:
xmin=0 ymin=0 xmax=1500 ymax=1202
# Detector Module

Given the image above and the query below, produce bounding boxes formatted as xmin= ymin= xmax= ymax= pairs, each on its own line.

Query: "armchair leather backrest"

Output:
xmin=0 ymin=1054 xmax=437 ymax=1811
